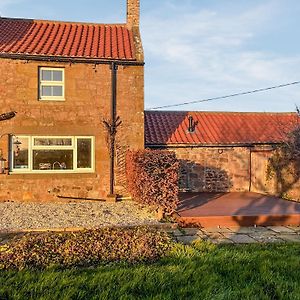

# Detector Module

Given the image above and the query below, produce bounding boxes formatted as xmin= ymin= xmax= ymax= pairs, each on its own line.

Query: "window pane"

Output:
xmin=41 ymin=70 xmax=51 ymax=81
xmin=53 ymin=70 xmax=63 ymax=81
xmin=13 ymin=137 xmax=29 ymax=169
xmin=41 ymin=86 xmax=52 ymax=96
xmin=33 ymin=150 xmax=73 ymax=170
xmin=53 ymin=86 xmax=63 ymax=97
xmin=34 ymin=138 xmax=72 ymax=146
xmin=77 ymin=139 xmax=92 ymax=168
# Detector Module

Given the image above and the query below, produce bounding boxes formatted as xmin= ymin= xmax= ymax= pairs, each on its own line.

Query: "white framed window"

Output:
xmin=39 ymin=67 xmax=65 ymax=101
xmin=11 ymin=136 xmax=95 ymax=173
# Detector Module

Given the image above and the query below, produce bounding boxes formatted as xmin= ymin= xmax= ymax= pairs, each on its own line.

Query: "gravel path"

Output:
xmin=0 ymin=201 xmax=159 ymax=231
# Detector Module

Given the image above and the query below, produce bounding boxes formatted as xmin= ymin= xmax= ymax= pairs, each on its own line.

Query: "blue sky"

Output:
xmin=1 ymin=0 xmax=300 ymax=112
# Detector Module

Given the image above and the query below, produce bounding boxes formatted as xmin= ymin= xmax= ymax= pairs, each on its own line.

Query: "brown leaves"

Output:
xmin=0 ymin=227 xmax=172 ymax=270
xmin=126 ymin=150 xmax=179 ymax=215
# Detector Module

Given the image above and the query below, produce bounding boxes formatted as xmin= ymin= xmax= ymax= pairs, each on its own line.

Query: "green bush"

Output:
xmin=0 ymin=227 xmax=171 ymax=270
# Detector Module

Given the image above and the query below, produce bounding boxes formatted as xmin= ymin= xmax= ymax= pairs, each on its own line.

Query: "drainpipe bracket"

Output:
xmin=106 ymin=194 xmax=118 ymax=203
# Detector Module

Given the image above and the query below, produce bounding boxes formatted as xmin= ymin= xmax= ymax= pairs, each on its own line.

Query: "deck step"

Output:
xmin=177 ymin=214 xmax=300 ymax=228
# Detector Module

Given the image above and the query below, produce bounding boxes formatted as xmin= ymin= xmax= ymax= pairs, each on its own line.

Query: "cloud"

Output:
xmin=142 ymin=1 xmax=300 ymax=111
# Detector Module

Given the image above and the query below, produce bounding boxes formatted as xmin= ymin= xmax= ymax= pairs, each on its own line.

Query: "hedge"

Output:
xmin=0 ymin=227 xmax=172 ymax=270
xmin=126 ymin=150 xmax=179 ymax=215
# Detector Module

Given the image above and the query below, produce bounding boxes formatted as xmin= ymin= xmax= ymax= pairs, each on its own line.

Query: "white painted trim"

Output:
xmin=10 ymin=135 xmax=95 ymax=174
xmin=39 ymin=67 xmax=65 ymax=101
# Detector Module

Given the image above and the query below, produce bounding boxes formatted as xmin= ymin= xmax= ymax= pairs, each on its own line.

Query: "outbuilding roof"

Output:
xmin=0 ymin=17 xmax=136 ymax=61
xmin=145 ymin=111 xmax=299 ymax=146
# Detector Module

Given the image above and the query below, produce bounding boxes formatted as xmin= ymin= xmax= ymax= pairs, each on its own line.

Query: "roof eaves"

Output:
xmin=146 ymin=142 xmax=282 ymax=148
xmin=0 ymin=16 xmax=127 ymax=27
xmin=0 ymin=53 xmax=145 ymax=65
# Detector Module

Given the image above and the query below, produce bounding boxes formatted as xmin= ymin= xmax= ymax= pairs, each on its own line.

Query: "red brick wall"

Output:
xmin=0 ymin=58 xmax=144 ymax=201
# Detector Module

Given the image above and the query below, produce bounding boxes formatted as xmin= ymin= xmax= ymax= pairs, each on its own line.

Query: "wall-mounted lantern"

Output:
xmin=0 ymin=157 xmax=7 ymax=174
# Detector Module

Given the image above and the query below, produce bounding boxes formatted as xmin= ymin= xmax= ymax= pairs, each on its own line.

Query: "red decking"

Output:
xmin=177 ymin=192 xmax=300 ymax=227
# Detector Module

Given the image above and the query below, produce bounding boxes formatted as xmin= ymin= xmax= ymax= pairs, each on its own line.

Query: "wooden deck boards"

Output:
xmin=177 ymin=192 xmax=300 ymax=227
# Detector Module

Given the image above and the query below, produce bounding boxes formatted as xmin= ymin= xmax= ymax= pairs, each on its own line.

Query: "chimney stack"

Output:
xmin=127 ymin=0 xmax=140 ymax=28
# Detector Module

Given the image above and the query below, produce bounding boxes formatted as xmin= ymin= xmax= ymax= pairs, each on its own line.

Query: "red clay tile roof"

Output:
xmin=0 ymin=17 xmax=136 ymax=61
xmin=145 ymin=111 xmax=299 ymax=145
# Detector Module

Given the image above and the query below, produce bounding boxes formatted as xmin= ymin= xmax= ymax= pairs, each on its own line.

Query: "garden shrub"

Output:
xmin=0 ymin=227 xmax=172 ymax=270
xmin=126 ymin=149 xmax=179 ymax=215
xmin=267 ymin=119 xmax=300 ymax=199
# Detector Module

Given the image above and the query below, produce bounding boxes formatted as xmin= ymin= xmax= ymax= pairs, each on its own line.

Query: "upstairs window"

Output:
xmin=39 ymin=67 xmax=65 ymax=101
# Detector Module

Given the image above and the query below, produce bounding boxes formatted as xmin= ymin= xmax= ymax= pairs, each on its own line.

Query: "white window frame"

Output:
xmin=39 ymin=67 xmax=65 ymax=101
xmin=10 ymin=136 xmax=95 ymax=174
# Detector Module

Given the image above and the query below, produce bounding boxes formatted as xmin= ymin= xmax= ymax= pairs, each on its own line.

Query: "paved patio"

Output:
xmin=177 ymin=192 xmax=300 ymax=227
xmin=174 ymin=226 xmax=300 ymax=244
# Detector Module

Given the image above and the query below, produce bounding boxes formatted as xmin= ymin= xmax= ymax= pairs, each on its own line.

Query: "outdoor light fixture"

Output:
xmin=0 ymin=111 xmax=17 ymax=121
xmin=13 ymin=139 xmax=22 ymax=146
xmin=0 ymin=156 xmax=7 ymax=174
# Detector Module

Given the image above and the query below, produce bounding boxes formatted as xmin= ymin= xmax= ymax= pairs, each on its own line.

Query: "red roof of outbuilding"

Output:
xmin=145 ymin=111 xmax=299 ymax=145
xmin=0 ymin=17 xmax=136 ymax=61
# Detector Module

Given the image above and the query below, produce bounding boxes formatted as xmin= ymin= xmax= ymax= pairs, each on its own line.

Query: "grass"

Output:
xmin=1 ymin=241 xmax=300 ymax=300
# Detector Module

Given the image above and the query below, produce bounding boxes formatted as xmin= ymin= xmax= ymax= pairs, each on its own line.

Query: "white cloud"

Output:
xmin=142 ymin=1 xmax=300 ymax=111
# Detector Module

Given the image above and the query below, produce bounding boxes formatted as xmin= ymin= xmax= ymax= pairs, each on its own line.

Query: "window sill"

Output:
xmin=38 ymin=98 xmax=65 ymax=102
xmin=2 ymin=172 xmax=97 ymax=179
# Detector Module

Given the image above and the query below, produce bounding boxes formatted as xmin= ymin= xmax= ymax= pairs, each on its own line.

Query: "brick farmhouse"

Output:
xmin=0 ymin=0 xmax=299 ymax=202
xmin=0 ymin=0 xmax=144 ymax=201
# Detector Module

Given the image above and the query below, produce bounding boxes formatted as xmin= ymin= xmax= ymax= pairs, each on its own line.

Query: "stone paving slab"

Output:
xmin=278 ymin=234 xmax=300 ymax=242
xmin=222 ymin=233 xmax=258 ymax=244
xmin=176 ymin=235 xmax=200 ymax=245
xmin=201 ymin=227 xmax=232 ymax=233
xmin=204 ymin=232 xmax=224 ymax=240
xmin=249 ymin=235 xmax=284 ymax=243
xmin=287 ymin=226 xmax=300 ymax=232
xmin=175 ymin=226 xmax=300 ymax=245
xmin=209 ymin=238 xmax=234 ymax=244
xmin=267 ymin=226 xmax=296 ymax=233
xmin=182 ymin=228 xmax=201 ymax=236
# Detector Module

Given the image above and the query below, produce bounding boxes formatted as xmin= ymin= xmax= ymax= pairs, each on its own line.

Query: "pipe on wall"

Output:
xmin=109 ymin=62 xmax=118 ymax=196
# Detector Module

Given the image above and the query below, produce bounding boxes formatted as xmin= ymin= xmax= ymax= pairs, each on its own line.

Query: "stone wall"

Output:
xmin=169 ymin=146 xmax=300 ymax=200
xmin=0 ymin=58 xmax=144 ymax=201
xmin=173 ymin=147 xmax=250 ymax=192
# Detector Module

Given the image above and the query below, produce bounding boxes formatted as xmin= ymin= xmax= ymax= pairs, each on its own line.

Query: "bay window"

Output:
xmin=11 ymin=136 xmax=94 ymax=173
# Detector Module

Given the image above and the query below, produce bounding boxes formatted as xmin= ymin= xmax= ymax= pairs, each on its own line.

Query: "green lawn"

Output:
xmin=1 ymin=241 xmax=300 ymax=300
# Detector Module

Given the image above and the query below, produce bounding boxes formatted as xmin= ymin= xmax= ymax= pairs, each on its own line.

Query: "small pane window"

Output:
xmin=53 ymin=86 xmax=63 ymax=96
xmin=34 ymin=138 xmax=72 ymax=146
xmin=41 ymin=86 xmax=52 ymax=96
xmin=39 ymin=68 xmax=64 ymax=101
xmin=41 ymin=86 xmax=63 ymax=97
xmin=12 ymin=137 xmax=29 ymax=169
xmin=41 ymin=70 xmax=51 ymax=81
xmin=77 ymin=138 xmax=92 ymax=168
xmin=53 ymin=70 xmax=63 ymax=81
